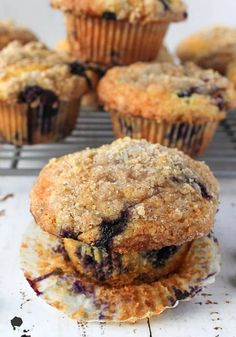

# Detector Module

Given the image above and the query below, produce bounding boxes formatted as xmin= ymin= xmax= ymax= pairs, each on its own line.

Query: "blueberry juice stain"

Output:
xmin=18 ymin=85 xmax=60 ymax=144
xmin=10 ymin=316 xmax=23 ymax=330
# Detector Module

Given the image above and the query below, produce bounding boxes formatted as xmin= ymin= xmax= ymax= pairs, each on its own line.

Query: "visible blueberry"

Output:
xmin=83 ymin=255 xmax=96 ymax=267
xmin=213 ymin=93 xmax=226 ymax=110
xmin=18 ymin=85 xmax=58 ymax=106
xmin=177 ymin=87 xmax=198 ymax=98
xmin=102 ymin=11 xmax=117 ymax=20
xmin=71 ymin=280 xmax=86 ymax=294
xmin=60 ymin=229 xmax=79 ymax=240
xmin=95 ymin=209 xmax=130 ymax=250
xmin=172 ymin=287 xmax=190 ymax=300
xmin=68 ymin=61 xmax=92 ymax=88
xmin=171 ymin=176 xmax=213 ymax=201
xmin=141 ymin=246 xmax=179 ymax=268
xmin=159 ymin=0 xmax=171 ymax=11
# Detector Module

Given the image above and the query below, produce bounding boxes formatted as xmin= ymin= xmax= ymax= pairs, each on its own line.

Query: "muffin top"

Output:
xmin=51 ymin=0 xmax=187 ymax=23
xmin=176 ymin=26 xmax=236 ymax=74
xmin=0 ymin=41 xmax=95 ymax=101
xmin=0 ymin=19 xmax=37 ymax=50
xmin=98 ymin=62 xmax=236 ymax=123
xmin=31 ymin=138 xmax=219 ymax=253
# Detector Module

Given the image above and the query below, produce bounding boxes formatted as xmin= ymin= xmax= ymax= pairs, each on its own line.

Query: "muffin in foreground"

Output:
xmin=23 ymin=138 xmax=221 ymax=322
xmin=176 ymin=25 xmax=236 ymax=74
xmin=51 ymin=0 xmax=187 ymax=66
xmin=98 ymin=62 xmax=236 ymax=156
xmin=0 ymin=41 xmax=91 ymax=145
xmin=0 ymin=19 xmax=37 ymax=50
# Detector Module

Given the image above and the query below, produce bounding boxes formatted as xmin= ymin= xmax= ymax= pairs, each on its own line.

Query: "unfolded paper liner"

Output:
xmin=0 ymin=100 xmax=80 ymax=146
xmin=20 ymin=223 xmax=220 ymax=323
xmin=65 ymin=14 xmax=168 ymax=66
xmin=111 ymin=112 xmax=219 ymax=157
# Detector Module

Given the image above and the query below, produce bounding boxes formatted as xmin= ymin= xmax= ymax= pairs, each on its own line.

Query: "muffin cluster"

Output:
xmin=1 ymin=0 xmax=232 ymax=324
xmin=23 ymin=138 xmax=221 ymax=321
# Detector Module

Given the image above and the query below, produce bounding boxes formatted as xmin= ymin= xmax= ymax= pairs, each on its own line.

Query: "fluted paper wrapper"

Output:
xmin=0 ymin=100 xmax=80 ymax=145
xmin=66 ymin=14 xmax=168 ymax=66
xmin=20 ymin=223 xmax=220 ymax=323
xmin=111 ymin=112 xmax=219 ymax=157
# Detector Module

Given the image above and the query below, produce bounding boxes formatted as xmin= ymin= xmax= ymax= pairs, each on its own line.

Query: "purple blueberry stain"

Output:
xmin=141 ymin=246 xmax=179 ymax=268
xmin=10 ymin=317 xmax=23 ymax=330
xmin=95 ymin=209 xmax=130 ymax=250
xmin=102 ymin=11 xmax=117 ymax=20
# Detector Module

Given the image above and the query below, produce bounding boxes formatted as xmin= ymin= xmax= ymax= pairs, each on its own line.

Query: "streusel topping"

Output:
xmin=0 ymin=19 xmax=37 ymax=50
xmin=0 ymin=42 xmax=90 ymax=101
xmin=31 ymin=138 xmax=219 ymax=252
xmin=51 ymin=0 xmax=187 ymax=23
xmin=98 ymin=62 xmax=236 ymax=123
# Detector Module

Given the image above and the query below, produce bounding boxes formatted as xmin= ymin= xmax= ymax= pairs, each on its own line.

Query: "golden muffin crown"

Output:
xmin=98 ymin=62 xmax=236 ymax=123
xmin=0 ymin=41 xmax=92 ymax=101
xmin=31 ymin=138 xmax=219 ymax=253
xmin=51 ymin=0 xmax=187 ymax=23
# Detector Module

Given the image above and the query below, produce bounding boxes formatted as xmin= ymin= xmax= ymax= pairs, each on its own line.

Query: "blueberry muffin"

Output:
xmin=177 ymin=25 xmax=236 ymax=74
xmin=98 ymin=62 xmax=236 ymax=156
xmin=0 ymin=19 xmax=37 ymax=50
xmin=27 ymin=138 xmax=220 ymax=321
xmin=0 ymin=41 xmax=92 ymax=145
xmin=31 ymin=137 xmax=219 ymax=253
xmin=51 ymin=0 xmax=187 ymax=66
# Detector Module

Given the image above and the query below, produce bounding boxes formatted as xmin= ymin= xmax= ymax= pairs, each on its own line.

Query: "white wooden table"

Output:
xmin=0 ymin=177 xmax=236 ymax=337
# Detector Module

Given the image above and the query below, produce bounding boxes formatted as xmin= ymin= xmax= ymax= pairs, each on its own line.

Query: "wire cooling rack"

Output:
xmin=0 ymin=108 xmax=236 ymax=177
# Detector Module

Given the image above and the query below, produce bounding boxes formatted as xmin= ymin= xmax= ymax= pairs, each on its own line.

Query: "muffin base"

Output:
xmin=20 ymin=223 xmax=220 ymax=323
xmin=63 ymin=238 xmax=190 ymax=286
xmin=111 ymin=112 xmax=219 ymax=157
xmin=0 ymin=100 xmax=80 ymax=145
xmin=66 ymin=14 xmax=168 ymax=66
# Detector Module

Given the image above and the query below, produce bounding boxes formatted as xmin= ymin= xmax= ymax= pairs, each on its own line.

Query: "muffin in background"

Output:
xmin=98 ymin=62 xmax=236 ymax=157
xmin=177 ymin=25 xmax=236 ymax=74
xmin=0 ymin=42 xmax=90 ymax=145
xmin=55 ymin=37 xmax=107 ymax=108
xmin=0 ymin=19 xmax=37 ymax=50
xmin=51 ymin=0 xmax=187 ymax=66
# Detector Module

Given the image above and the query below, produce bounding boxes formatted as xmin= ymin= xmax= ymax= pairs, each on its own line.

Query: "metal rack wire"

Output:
xmin=0 ymin=108 xmax=236 ymax=177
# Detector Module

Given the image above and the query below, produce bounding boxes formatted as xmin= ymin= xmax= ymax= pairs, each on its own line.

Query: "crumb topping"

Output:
xmin=98 ymin=62 xmax=236 ymax=123
xmin=0 ymin=19 xmax=37 ymax=50
xmin=0 ymin=42 xmax=89 ymax=101
xmin=51 ymin=0 xmax=187 ymax=23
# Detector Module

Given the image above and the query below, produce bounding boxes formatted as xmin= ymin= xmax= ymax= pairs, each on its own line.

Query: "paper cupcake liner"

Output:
xmin=20 ymin=223 xmax=220 ymax=323
xmin=111 ymin=112 xmax=219 ymax=157
xmin=0 ymin=99 xmax=80 ymax=145
xmin=63 ymin=238 xmax=190 ymax=286
xmin=65 ymin=14 xmax=168 ymax=66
